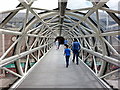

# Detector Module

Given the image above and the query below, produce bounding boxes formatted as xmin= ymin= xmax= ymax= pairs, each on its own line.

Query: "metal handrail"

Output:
xmin=0 ymin=43 xmax=53 ymax=67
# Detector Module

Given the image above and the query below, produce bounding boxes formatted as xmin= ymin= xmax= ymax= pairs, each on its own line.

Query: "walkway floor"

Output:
xmin=17 ymin=45 xmax=106 ymax=88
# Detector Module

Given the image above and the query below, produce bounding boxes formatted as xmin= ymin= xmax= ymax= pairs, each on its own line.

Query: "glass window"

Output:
xmin=32 ymin=0 xmax=58 ymax=10
xmin=90 ymin=10 xmax=107 ymax=30
xmin=106 ymin=0 xmax=120 ymax=11
xmin=0 ymin=0 xmax=19 ymax=11
xmin=5 ymin=12 xmax=26 ymax=30
xmin=67 ymin=0 xmax=93 ymax=9
xmin=90 ymin=10 xmax=120 ymax=31
xmin=0 ymin=13 xmax=10 ymax=23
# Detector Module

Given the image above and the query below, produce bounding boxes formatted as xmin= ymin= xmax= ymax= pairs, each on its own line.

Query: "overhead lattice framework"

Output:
xmin=0 ymin=0 xmax=120 ymax=88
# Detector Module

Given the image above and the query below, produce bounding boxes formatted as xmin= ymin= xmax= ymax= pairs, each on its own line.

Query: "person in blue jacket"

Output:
xmin=64 ymin=39 xmax=68 ymax=45
xmin=72 ymin=38 xmax=81 ymax=65
xmin=64 ymin=44 xmax=71 ymax=68
xmin=118 ymin=35 xmax=120 ymax=40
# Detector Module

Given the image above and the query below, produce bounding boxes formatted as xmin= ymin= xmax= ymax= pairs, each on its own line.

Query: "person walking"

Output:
xmin=55 ymin=39 xmax=60 ymax=49
xmin=64 ymin=44 xmax=71 ymax=68
xmin=64 ymin=39 xmax=68 ymax=45
xmin=72 ymin=38 xmax=81 ymax=65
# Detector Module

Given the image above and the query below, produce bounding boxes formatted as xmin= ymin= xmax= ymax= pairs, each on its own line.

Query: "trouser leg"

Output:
xmin=73 ymin=53 xmax=75 ymax=62
xmin=76 ymin=52 xmax=79 ymax=65
xmin=58 ymin=44 xmax=60 ymax=49
xmin=66 ymin=56 xmax=69 ymax=67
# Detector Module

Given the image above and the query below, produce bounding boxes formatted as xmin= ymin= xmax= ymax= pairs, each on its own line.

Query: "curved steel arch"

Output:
xmin=25 ymin=10 xmax=120 ymax=70
xmin=0 ymin=0 xmax=120 ymax=88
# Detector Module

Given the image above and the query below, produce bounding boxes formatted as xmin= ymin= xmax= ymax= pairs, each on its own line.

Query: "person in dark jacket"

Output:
xmin=72 ymin=38 xmax=81 ymax=65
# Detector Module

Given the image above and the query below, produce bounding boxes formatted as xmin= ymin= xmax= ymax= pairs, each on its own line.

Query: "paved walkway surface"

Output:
xmin=17 ymin=45 xmax=106 ymax=88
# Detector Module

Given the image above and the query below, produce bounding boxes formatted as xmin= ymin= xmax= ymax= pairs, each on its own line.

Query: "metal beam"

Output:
xmin=103 ymin=4 xmax=120 ymax=25
xmin=18 ymin=0 xmax=57 ymax=36
xmin=82 ymin=47 xmax=120 ymax=66
xmin=0 ymin=4 xmax=23 ymax=28
xmin=58 ymin=0 xmax=68 ymax=36
xmin=0 ymin=43 xmax=53 ymax=67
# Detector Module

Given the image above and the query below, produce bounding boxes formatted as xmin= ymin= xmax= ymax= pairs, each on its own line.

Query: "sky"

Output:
xmin=0 ymin=0 xmax=119 ymax=12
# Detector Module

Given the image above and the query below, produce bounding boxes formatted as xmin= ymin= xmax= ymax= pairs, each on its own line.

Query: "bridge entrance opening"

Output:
xmin=55 ymin=36 xmax=65 ymax=44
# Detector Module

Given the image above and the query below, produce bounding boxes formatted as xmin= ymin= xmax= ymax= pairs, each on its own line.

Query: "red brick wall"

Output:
xmin=0 ymin=34 xmax=14 ymax=57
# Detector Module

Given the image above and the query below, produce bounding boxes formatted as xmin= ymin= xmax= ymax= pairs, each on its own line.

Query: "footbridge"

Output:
xmin=0 ymin=0 xmax=120 ymax=89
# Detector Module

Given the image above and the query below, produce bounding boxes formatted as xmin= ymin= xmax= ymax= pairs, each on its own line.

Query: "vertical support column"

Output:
xmin=43 ymin=38 xmax=46 ymax=54
xmin=81 ymin=38 xmax=84 ymax=61
xmin=2 ymin=34 xmax=5 ymax=54
xmin=106 ymin=14 xmax=109 ymax=30
xmin=14 ymin=8 xmax=30 ymax=76
xmin=96 ymin=10 xmax=108 ymax=77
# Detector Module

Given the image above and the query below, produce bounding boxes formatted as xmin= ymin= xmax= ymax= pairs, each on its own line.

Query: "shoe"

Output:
xmin=76 ymin=63 xmax=79 ymax=65
xmin=66 ymin=66 xmax=68 ymax=68
xmin=66 ymin=65 xmax=68 ymax=68
xmin=72 ymin=60 xmax=74 ymax=63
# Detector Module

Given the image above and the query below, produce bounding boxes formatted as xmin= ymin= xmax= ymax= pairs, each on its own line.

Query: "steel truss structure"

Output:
xmin=0 ymin=0 xmax=120 ymax=88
